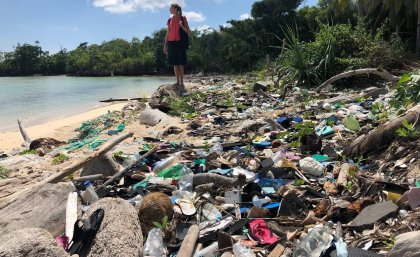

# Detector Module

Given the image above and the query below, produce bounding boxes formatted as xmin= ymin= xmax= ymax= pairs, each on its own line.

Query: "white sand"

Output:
xmin=0 ymin=103 xmax=127 ymax=151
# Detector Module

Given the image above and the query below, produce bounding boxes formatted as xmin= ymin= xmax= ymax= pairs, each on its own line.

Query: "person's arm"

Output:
xmin=164 ymin=21 xmax=170 ymax=54
xmin=180 ymin=17 xmax=191 ymax=35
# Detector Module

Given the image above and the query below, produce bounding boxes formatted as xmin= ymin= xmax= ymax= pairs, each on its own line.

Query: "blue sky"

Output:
xmin=0 ymin=0 xmax=318 ymax=54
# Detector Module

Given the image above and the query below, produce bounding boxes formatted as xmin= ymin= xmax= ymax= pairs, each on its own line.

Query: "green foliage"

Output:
xmin=19 ymin=149 xmax=38 ymax=155
xmin=167 ymin=96 xmax=195 ymax=116
xmin=396 ymin=120 xmax=420 ymax=139
xmin=52 ymin=154 xmax=69 ymax=165
xmin=385 ymin=235 xmax=396 ymax=249
xmin=0 ymin=166 xmax=10 ymax=179
xmin=153 ymin=215 xmax=168 ymax=230
xmin=390 ymin=73 xmax=420 ymax=111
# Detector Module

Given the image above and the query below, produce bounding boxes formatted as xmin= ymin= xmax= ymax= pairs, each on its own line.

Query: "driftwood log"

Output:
xmin=17 ymin=118 xmax=31 ymax=147
xmin=96 ymin=145 xmax=157 ymax=192
xmin=344 ymin=104 xmax=420 ymax=157
xmin=315 ymin=68 xmax=400 ymax=93
xmin=42 ymin=132 xmax=134 ymax=184
xmin=99 ymin=97 xmax=149 ymax=103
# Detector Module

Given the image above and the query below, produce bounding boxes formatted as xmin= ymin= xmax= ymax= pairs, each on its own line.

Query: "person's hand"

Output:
xmin=163 ymin=45 xmax=168 ymax=55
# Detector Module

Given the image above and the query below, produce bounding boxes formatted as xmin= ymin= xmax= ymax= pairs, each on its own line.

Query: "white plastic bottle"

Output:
xmin=82 ymin=181 xmax=99 ymax=204
xmin=293 ymin=222 xmax=333 ymax=257
xmin=152 ymin=152 xmax=182 ymax=174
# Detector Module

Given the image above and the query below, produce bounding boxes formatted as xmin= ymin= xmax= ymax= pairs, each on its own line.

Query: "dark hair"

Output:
xmin=171 ymin=3 xmax=182 ymax=17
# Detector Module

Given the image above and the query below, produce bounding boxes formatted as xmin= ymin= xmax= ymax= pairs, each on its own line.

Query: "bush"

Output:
xmin=52 ymin=154 xmax=69 ymax=165
xmin=0 ymin=166 xmax=10 ymax=179
xmin=275 ymin=20 xmax=407 ymax=89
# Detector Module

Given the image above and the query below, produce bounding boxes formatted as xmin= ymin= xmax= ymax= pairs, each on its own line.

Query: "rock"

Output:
xmin=299 ymin=157 xmax=325 ymax=176
xmin=234 ymin=119 xmax=266 ymax=136
xmin=139 ymin=106 xmax=169 ymax=126
xmin=0 ymin=228 xmax=68 ymax=257
xmin=253 ymin=81 xmax=269 ymax=92
xmin=0 ymin=182 xmax=75 ymax=236
xmin=347 ymin=201 xmax=398 ymax=231
xmin=82 ymin=197 xmax=143 ymax=257
xmin=388 ymin=231 xmax=420 ymax=257
xmin=29 ymin=137 xmax=65 ymax=151
xmin=80 ymin=152 xmax=121 ymax=177
xmin=363 ymin=87 xmax=389 ymax=99
xmin=148 ymin=83 xmax=188 ymax=112
xmin=138 ymin=192 xmax=174 ymax=235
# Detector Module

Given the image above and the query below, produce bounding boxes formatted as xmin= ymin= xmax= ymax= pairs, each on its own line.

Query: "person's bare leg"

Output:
xmin=179 ymin=65 xmax=185 ymax=86
xmin=173 ymin=66 xmax=180 ymax=85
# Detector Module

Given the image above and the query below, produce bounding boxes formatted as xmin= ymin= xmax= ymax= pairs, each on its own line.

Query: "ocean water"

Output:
xmin=0 ymin=76 xmax=174 ymax=132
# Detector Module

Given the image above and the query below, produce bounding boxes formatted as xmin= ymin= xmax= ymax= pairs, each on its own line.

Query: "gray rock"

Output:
xmin=139 ymin=106 xmax=169 ymax=126
xmin=363 ymin=87 xmax=389 ymax=99
xmin=0 ymin=228 xmax=68 ymax=257
xmin=348 ymin=201 xmax=398 ymax=231
xmin=0 ymin=182 xmax=75 ymax=237
xmin=80 ymin=152 xmax=121 ymax=177
xmin=234 ymin=119 xmax=266 ymax=136
xmin=389 ymin=231 xmax=420 ymax=257
xmin=83 ymin=197 xmax=143 ymax=257
xmin=148 ymin=83 xmax=187 ymax=112
xmin=253 ymin=81 xmax=269 ymax=92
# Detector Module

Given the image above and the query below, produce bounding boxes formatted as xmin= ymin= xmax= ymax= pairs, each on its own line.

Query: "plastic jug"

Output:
xmin=143 ymin=228 xmax=165 ymax=257
xmin=81 ymin=181 xmax=99 ymax=204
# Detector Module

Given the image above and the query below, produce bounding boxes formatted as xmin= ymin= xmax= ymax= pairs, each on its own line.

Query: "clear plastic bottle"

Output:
xmin=152 ymin=152 xmax=182 ymax=174
xmin=201 ymin=203 xmax=222 ymax=221
xmin=178 ymin=166 xmax=194 ymax=192
xmin=293 ymin=222 xmax=334 ymax=257
xmin=82 ymin=181 xmax=99 ymax=204
xmin=271 ymin=147 xmax=287 ymax=164
xmin=143 ymin=228 xmax=165 ymax=257
xmin=233 ymin=242 xmax=256 ymax=257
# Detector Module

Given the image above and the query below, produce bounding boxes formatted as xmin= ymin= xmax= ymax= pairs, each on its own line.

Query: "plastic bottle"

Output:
xmin=152 ymin=152 xmax=182 ymax=174
xmin=271 ymin=147 xmax=287 ymax=165
xmin=292 ymin=222 xmax=334 ymax=257
xmin=143 ymin=228 xmax=165 ymax=257
xmin=178 ymin=166 xmax=194 ymax=192
xmin=201 ymin=203 xmax=222 ymax=221
xmin=232 ymin=242 xmax=256 ymax=257
xmin=82 ymin=181 xmax=99 ymax=204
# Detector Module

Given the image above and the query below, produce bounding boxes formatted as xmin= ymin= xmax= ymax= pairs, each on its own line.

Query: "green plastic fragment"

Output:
xmin=158 ymin=164 xmax=184 ymax=179
xmin=194 ymin=159 xmax=206 ymax=165
xmin=311 ymin=154 xmax=329 ymax=162
xmin=117 ymin=123 xmax=125 ymax=132
xmin=344 ymin=115 xmax=361 ymax=131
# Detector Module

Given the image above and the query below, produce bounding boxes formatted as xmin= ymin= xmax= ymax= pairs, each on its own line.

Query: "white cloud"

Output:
xmin=183 ymin=11 xmax=206 ymax=22
xmin=48 ymin=26 xmax=79 ymax=32
xmin=221 ymin=23 xmax=232 ymax=28
xmin=194 ymin=25 xmax=214 ymax=34
xmin=92 ymin=0 xmax=185 ymax=14
xmin=239 ymin=13 xmax=251 ymax=20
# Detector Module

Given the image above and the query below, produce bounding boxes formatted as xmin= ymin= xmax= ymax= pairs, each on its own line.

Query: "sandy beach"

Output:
xmin=0 ymin=103 xmax=127 ymax=151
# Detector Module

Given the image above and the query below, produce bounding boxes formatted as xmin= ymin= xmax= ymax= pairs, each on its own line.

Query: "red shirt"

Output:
xmin=167 ymin=16 xmax=187 ymax=41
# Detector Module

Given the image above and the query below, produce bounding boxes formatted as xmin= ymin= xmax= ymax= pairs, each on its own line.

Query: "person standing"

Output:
xmin=164 ymin=3 xmax=190 ymax=87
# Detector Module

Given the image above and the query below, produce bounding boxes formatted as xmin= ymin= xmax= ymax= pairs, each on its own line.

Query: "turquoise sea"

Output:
xmin=0 ymin=76 xmax=173 ymax=132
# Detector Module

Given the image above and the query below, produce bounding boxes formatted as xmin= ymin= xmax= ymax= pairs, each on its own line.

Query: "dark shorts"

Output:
xmin=168 ymin=41 xmax=187 ymax=65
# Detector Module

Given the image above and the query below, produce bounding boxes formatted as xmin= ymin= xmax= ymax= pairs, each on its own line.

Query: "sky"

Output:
xmin=0 ymin=0 xmax=318 ymax=54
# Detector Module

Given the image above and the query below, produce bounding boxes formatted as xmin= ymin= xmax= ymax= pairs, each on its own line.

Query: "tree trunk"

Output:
xmin=315 ymin=68 xmax=400 ymax=93
xmin=344 ymin=104 xmax=420 ymax=157
xmin=357 ymin=0 xmax=364 ymax=17
xmin=416 ymin=0 xmax=420 ymax=57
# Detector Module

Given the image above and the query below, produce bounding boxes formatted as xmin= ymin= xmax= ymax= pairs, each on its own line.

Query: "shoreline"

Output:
xmin=0 ymin=102 xmax=127 ymax=151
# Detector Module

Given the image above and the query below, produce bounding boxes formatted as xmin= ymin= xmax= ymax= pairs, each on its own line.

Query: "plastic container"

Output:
xmin=143 ymin=228 xmax=165 ymax=257
xmin=271 ymin=147 xmax=287 ymax=164
xmin=233 ymin=242 xmax=256 ymax=257
xmin=81 ymin=181 xmax=99 ymax=204
xmin=178 ymin=166 xmax=194 ymax=192
xmin=201 ymin=203 xmax=222 ymax=221
xmin=152 ymin=152 xmax=182 ymax=174
xmin=292 ymin=222 xmax=334 ymax=257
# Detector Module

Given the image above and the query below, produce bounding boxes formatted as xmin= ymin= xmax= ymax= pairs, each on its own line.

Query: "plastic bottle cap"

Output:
xmin=83 ymin=181 xmax=91 ymax=187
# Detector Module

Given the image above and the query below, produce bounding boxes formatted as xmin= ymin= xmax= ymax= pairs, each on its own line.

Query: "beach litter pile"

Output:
xmin=0 ymin=74 xmax=420 ymax=257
